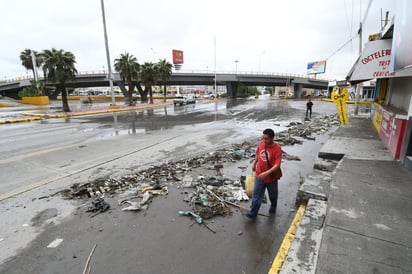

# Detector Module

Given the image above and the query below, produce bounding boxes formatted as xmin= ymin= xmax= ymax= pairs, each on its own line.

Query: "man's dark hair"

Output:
xmin=263 ymin=128 xmax=275 ymax=139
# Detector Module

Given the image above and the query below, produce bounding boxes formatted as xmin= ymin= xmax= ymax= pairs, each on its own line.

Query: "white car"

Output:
xmin=173 ymin=94 xmax=196 ymax=106
xmin=203 ymin=94 xmax=217 ymax=99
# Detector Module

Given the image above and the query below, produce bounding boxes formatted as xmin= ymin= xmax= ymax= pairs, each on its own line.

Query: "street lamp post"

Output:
xmin=100 ymin=0 xmax=115 ymax=106
xmin=214 ymin=35 xmax=217 ymax=95
xmin=235 ymin=60 xmax=239 ymax=74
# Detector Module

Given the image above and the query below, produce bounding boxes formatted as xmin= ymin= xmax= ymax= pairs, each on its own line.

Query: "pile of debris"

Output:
xmin=59 ymin=114 xmax=340 ymax=220
xmin=180 ymin=175 xmax=250 ymax=219
xmin=60 ymin=141 xmax=257 ymax=200
xmin=279 ymin=114 xmax=340 ymax=143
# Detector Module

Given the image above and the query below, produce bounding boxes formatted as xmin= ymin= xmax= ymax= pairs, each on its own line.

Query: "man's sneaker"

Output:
xmin=269 ymin=208 xmax=276 ymax=214
xmin=246 ymin=212 xmax=256 ymax=219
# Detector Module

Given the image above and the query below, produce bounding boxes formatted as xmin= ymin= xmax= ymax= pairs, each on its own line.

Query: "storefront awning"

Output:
xmin=347 ymin=39 xmax=395 ymax=83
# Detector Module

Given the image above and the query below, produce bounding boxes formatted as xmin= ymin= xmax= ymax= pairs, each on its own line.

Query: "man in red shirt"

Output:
xmin=247 ymin=128 xmax=282 ymax=219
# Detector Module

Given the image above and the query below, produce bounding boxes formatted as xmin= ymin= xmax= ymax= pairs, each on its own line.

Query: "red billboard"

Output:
xmin=172 ymin=49 xmax=184 ymax=64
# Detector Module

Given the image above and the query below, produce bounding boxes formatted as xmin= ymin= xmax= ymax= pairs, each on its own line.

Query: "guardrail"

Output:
xmin=1 ymin=70 xmax=333 ymax=84
xmin=173 ymin=70 xmax=332 ymax=81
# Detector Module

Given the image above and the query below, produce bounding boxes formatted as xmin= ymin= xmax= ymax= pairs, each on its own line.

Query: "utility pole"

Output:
xmin=355 ymin=0 xmax=372 ymax=115
xmin=100 ymin=0 xmax=116 ymax=106
xmin=214 ymin=35 xmax=217 ymax=95
xmin=30 ymin=50 xmax=38 ymax=81
xmin=31 ymin=50 xmax=40 ymax=95
xmin=354 ymin=22 xmax=362 ymax=115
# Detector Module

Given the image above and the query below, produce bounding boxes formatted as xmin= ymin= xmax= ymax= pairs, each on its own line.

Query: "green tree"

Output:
xmin=114 ymin=52 xmax=140 ymax=106
xmin=42 ymin=48 xmax=78 ymax=112
xmin=141 ymin=62 xmax=158 ymax=104
xmin=157 ymin=59 xmax=173 ymax=102
xmin=18 ymin=80 xmax=45 ymax=98
xmin=20 ymin=49 xmax=44 ymax=95
xmin=237 ymin=84 xmax=259 ymax=98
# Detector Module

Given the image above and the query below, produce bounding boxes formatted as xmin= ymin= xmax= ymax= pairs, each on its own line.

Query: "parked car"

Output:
xmin=173 ymin=94 xmax=196 ymax=106
xmin=203 ymin=93 xmax=217 ymax=100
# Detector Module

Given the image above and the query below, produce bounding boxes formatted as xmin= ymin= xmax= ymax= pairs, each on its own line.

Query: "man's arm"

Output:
xmin=252 ymin=157 xmax=257 ymax=171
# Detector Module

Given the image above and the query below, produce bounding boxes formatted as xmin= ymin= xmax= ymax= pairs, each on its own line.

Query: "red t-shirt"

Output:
xmin=255 ymin=140 xmax=282 ymax=183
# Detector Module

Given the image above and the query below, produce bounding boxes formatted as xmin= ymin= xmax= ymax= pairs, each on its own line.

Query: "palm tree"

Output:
xmin=114 ymin=52 xmax=140 ymax=106
xmin=42 ymin=48 xmax=77 ymax=112
xmin=20 ymin=49 xmax=44 ymax=95
xmin=157 ymin=59 xmax=173 ymax=102
xmin=140 ymin=62 xmax=158 ymax=104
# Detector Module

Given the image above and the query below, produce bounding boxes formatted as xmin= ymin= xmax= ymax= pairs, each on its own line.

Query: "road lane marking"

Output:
xmin=0 ymin=142 xmax=88 ymax=164
xmin=0 ymin=175 xmax=62 ymax=202
xmin=0 ymin=134 xmax=187 ymax=201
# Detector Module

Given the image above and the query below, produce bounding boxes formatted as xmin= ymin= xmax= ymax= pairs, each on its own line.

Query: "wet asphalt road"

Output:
xmin=0 ymin=97 xmax=340 ymax=274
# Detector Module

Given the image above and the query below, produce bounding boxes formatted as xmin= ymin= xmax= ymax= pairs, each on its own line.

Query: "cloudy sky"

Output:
xmin=0 ymin=0 xmax=398 ymax=81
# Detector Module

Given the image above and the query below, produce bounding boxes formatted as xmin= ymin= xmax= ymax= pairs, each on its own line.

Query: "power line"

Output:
xmin=362 ymin=0 xmax=373 ymax=25
xmin=344 ymin=0 xmax=354 ymax=42
xmin=326 ymin=0 xmax=372 ymax=61
xmin=325 ymin=33 xmax=357 ymax=60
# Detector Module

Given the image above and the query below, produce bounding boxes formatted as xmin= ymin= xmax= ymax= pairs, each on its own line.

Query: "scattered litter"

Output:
xmin=232 ymin=149 xmax=246 ymax=160
xmin=83 ymin=243 xmax=97 ymax=274
xmin=57 ymin=115 xmax=339 ymax=222
xmin=121 ymin=201 xmax=148 ymax=211
xmin=86 ymin=198 xmax=110 ymax=215
xmin=120 ymin=191 xmax=152 ymax=211
xmin=202 ymin=176 xmax=225 ymax=186
xmin=233 ymin=189 xmax=250 ymax=201
xmin=22 ymin=224 xmax=29 ymax=227
xmin=47 ymin=238 xmax=63 ymax=248
xmin=178 ymin=210 xmax=216 ymax=233
xmin=181 ymin=175 xmax=194 ymax=188
xmin=178 ymin=210 xmax=203 ymax=224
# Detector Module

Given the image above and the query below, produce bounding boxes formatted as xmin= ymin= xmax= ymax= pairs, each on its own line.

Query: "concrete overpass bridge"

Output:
xmin=0 ymin=71 xmax=330 ymax=99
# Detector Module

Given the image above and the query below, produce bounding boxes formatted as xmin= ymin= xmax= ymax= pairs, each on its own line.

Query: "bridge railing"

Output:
xmin=1 ymin=70 xmax=332 ymax=84
xmin=173 ymin=70 xmax=331 ymax=81
xmin=0 ymin=70 xmax=109 ymax=84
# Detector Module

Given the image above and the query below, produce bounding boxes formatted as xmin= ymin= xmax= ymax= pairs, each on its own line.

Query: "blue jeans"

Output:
xmin=249 ymin=177 xmax=278 ymax=217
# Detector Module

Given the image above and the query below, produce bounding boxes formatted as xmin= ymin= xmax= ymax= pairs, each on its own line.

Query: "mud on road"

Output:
xmin=0 ymin=112 xmax=340 ymax=274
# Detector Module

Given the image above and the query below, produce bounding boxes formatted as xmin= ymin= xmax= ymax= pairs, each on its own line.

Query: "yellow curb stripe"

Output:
xmin=321 ymin=98 xmax=372 ymax=105
xmin=268 ymin=204 xmax=306 ymax=274
xmin=19 ymin=102 xmax=174 ymax=119
xmin=2 ymin=102 xmax=173 ymax=124
xmin=0 ymin=117 xmax=43 ymax=124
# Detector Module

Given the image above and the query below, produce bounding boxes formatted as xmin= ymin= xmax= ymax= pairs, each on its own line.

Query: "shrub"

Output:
xmin=18 ymin=80 xmax=44 ymax=98
xmin=18 ymin=86 xmax=37 ymax=98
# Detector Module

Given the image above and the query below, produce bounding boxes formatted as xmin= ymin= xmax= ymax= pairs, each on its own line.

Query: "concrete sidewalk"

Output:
xmin=280 ymin=115 xmax=412 ymax=273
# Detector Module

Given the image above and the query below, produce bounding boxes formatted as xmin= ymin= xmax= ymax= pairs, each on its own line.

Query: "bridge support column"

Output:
xmin=226 ymin=82 xmax=238 ymax=98
xmin=293 ymin=83 xmax=303 ymax=98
